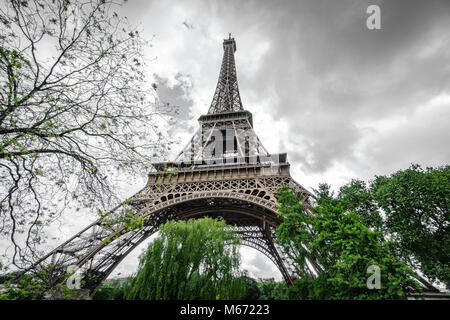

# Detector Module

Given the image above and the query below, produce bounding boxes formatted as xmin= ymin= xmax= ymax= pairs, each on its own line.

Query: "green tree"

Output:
xmin=337 ymin=179 xmax=384 ymax=233
xmin=276 ymin=186 xmax=421 ymax=299
xmin=123 ymin=217 xmax=245 ymax=300
xmin=336 ymin=165 xmax=449 ymax=289
xmin=240 ymin=275 xmax=261 ymax=300
xmin=93 ymin=280 xmax=125 ymax=300
xmin=0 ymin=272 xmax=46 ymax=300
xmin=257 ymin=278 xmax=288 ymax=300
xmin=370 ymin=165 xmax=449 ymax=288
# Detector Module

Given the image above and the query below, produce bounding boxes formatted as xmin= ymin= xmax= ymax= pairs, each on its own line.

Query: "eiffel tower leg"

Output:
xmin=262 ymin=223 xmax=293 ymax=285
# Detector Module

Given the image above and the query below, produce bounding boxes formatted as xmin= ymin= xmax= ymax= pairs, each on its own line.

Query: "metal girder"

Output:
xmin=23 ymin=35 xmax=317 ymax=296
xmin=207 ymin=35 xmax=243 ymax=114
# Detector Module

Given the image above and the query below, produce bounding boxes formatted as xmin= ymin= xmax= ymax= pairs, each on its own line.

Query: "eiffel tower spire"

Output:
xmin=172 ymin=35 xmax=271 ymax=166
xmin=207 ymin=34 xmax=244 ymax=114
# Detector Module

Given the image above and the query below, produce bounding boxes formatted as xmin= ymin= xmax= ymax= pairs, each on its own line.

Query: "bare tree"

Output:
xmin=0 ymin=0 xmax=171 ymax=269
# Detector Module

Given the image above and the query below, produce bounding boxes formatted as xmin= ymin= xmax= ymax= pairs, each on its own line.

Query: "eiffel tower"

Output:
xmin=26 ymin=35 xmax=314 ymax=296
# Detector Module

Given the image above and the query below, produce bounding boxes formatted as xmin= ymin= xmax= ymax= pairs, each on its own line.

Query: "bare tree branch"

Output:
xmin=0 ymin=0 xmax=174 ymax=270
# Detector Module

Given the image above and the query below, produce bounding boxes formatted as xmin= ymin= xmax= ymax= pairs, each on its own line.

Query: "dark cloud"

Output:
xmin=117 ymin=0 xmax=450 ymax=179
xmin=364 ymin=101 xmax=450 ymax=176
xmin=153 ymin=73 xmax=197 ymax=137
xmin=229 ymin=0 xmax=450 ymax=175
xmin=147 ymin=73 xmax=200 ymax=161
xmin=154 ymin=73 xmax=194 ymax=120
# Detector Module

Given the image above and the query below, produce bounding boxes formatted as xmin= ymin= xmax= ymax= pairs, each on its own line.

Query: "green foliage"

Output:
xmin=338 ymin=179 xmax=384 ymax=232
xmin=276 ymin=186 xmax=421 ymax=299
xmin=337 ymin=165 xmax=449 ymax=289
xmin=0 ymin=271 xmax=20 ymax=284
xmin=239 ymin=276 xmax=261 ymax=300
xmin=370 ymin=164 xmax=450 ymax=288
xmin=93 ymin=280 xmax=125 ymax=300
xmin=257 ymin=278 xmax=288 ymax=300
xmin=0 ymin=267 xmax=88 ymax=300
xmin=123 ymin=217 xmax=246 ymax=300
xmin=0 ymin=273 xmax=47 ymax=300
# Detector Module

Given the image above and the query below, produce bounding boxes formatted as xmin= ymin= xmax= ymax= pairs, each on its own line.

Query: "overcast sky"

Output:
xmin=118 ymin=0 xmax=450 ymax=185
xmin=99 ymin=0 xmax=450 ymax=280
xmin=3 ymin=0 xmax=448 ymax=281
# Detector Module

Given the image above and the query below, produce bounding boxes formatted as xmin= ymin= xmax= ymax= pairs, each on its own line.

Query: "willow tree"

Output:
xmin=124 ymin=218 xmax=246 ymax=300
xmin=0 ymin=0 xmax=173 ymax=269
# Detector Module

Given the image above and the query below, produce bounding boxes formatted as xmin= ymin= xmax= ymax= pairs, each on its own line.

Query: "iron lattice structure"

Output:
xmin=207 ymin=35 xmax=243 ymax=114
xmin=26 ymin=35 xmax=316 ymax=296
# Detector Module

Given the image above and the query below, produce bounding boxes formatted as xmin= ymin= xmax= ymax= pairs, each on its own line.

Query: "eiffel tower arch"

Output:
xmin=26 ymin=35 xmax=314 ymax=296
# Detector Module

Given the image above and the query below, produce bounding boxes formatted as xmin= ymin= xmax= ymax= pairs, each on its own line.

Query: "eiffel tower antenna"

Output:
xmin=207 ymin=34 xmax=243 ymax=114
